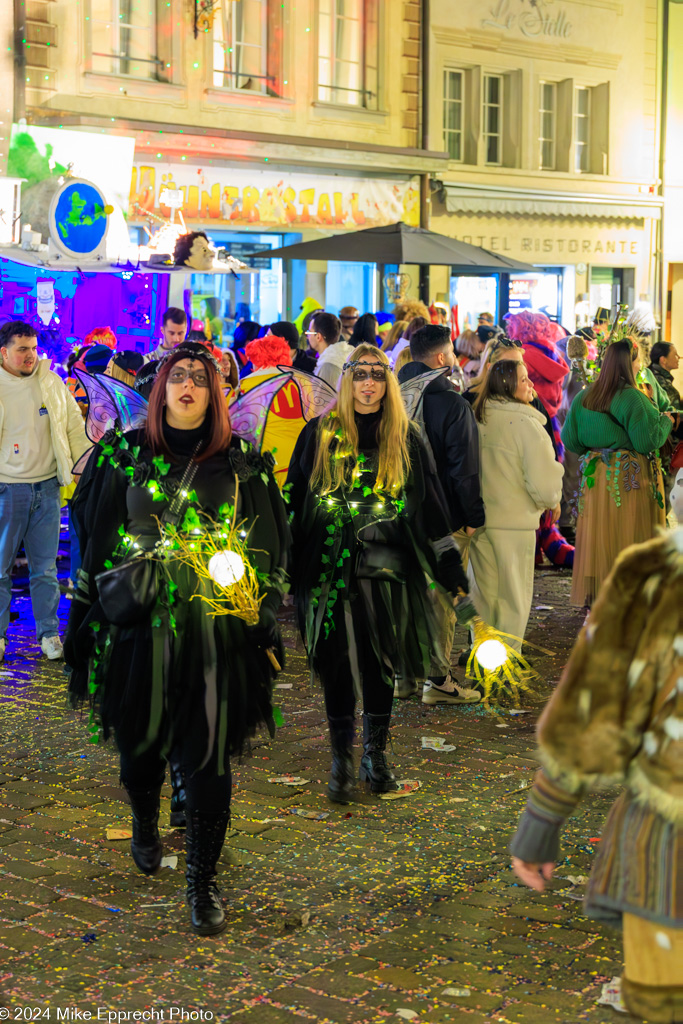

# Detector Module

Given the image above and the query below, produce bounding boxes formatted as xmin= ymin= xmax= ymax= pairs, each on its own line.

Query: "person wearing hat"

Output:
xmin=338 ymin=306 xmax=360 ymax=342
xmin=593 ymin=306 xmax=611 ymax=343
xmin=83 ymin=344 xmax=113 ymax=377
xmin=106 ymin=351 xmax=145 ymax=385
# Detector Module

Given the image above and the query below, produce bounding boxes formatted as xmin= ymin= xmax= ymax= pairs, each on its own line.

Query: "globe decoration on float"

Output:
xmin=48 ymin=178 xmax=113 ymax=259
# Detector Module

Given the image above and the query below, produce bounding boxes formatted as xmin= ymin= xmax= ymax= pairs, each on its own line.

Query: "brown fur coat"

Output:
xmin=537 ymin=529 xmax=683 ymax=823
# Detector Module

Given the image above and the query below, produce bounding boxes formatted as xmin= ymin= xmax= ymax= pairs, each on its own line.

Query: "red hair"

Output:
xmin=84 ymin=327 xmax=117 ymax=350
xmin=145 ymin=350 xmax=231 ymax=462
xmin=244 ymin=334 xmax=293 ymax=371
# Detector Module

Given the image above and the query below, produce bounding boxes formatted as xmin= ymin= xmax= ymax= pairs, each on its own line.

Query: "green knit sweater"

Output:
xmin=562 ymin=385 xmax=672 ymax=456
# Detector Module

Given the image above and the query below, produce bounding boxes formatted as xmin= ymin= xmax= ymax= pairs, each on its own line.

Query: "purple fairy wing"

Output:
xmin=282 ymin=367 xmax=337 ymax=421
xmin=229 ymin=372 xmax=294 ymax=450
xmin=72 ymin=445 xmax=95 ymax=476
xmin=399 ymin=367 xmax=450 ymax=420
xmin=73 ymin=369 xmax=119 ymax=444
xmin=95 ymin=374 xmax=148 ymax=432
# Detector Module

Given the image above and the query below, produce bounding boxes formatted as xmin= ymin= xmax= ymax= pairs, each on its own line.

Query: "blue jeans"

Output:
xmin=0 ymin=477 xmax=62 ymax=640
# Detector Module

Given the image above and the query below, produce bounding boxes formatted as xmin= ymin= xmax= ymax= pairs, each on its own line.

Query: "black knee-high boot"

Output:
xmin=185 ymin=810 xmax=230 ymax=936
xmin=327 ymin=715 xmax=355 ymax=804
xmin=169 ymin=763 xmax=186 ymax=828
xmin=126 ymin=785 xmax=163 ymax=875
xmin=359 ymin=712 xmax=398 ymax=793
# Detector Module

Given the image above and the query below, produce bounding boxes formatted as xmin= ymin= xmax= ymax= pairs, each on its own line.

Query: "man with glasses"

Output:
xmin=308 ymin=312 xmax=354 ymax=390
xmin=338 ymin=306 xmax=360 ymax=342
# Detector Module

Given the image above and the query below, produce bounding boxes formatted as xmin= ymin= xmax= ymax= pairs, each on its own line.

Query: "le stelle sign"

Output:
xmin=129 ymin=164 xmax=421 ymax=231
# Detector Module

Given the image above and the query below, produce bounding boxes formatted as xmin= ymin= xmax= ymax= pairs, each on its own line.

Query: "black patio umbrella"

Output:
xmin=251 ymin=221 xmax=535 ymax=272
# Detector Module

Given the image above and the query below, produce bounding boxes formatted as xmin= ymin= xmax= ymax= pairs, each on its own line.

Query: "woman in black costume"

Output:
xmin=65 ymin=343 xmax=288 ymax=936
xmin=286 ymin=344 xmax=469 ymax=803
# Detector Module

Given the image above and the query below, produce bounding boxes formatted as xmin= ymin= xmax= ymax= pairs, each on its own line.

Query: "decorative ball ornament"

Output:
xmin=208 ymin=550 xmax=246 ymax=588
xmin=475 ymin=638 xmax=508 ymax=672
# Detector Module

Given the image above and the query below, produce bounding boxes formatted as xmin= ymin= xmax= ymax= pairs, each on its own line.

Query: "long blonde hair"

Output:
xmin=311 ymin=344 xmax=410 ymax=497
xmin=381 ymin=319 xmax=408 ymax=353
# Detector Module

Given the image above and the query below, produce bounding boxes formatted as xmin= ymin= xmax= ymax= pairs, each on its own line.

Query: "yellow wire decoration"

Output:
xmin=465 ymin=616 xmax=535 ymax=707
xmin=153 ymin=483 xmax=263 ymax=624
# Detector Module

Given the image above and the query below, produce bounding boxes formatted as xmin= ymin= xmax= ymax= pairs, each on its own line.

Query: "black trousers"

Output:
xmin=317 ymin=595 xmax=394 ymax=720
xmin=118 ymin=740 xmax=232 ymax=815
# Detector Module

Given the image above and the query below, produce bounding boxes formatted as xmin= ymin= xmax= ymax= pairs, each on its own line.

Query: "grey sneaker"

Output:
xmin=422 ymin=675 xmax=481 ymax=705
xmin=41 ymin=635 xmax=64 ymax=660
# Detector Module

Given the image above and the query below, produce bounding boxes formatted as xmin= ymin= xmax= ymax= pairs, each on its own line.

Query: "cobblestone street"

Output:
xmin=0 ymin=565 xmax=626 ymax=1023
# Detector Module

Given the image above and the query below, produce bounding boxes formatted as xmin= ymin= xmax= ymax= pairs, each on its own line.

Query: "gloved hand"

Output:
xmin=247 ymin=600 xmax=279 ymax=649
xmin=437 ymin=547 xmax=469 ymax=597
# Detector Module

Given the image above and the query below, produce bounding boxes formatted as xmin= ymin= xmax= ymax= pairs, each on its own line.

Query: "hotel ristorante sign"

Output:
xmin=483 ymin=0 xmax=573 ymax=39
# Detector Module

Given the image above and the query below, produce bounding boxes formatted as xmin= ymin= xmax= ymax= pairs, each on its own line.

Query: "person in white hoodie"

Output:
xmin=469 ymin=359 xmax=564 ymax=651
xmin=0 ymin=321 xmax=89 ymax=662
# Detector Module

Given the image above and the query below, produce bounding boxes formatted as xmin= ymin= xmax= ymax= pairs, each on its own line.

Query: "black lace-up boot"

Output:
xmin=185 ymin=810 xmax=230 ymax=936
xmin=327 ymin=715 xmax=355 ymax=804
xmin=359 ymin=712 xmax=398 ymax=794
xmin=169 ymin=763 xmax=186 ymax=828
xmin=126 ymin=786 xmax=163 ymax=875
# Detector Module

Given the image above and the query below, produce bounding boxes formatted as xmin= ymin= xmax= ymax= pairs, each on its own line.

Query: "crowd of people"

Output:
xmin=0 ymin=297 xmax=681 ymax=1020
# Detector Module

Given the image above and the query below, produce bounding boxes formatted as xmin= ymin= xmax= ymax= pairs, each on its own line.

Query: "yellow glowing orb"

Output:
xmin=475 ymin=639 xmax=508 ymax=671
xmin=207 ymin=550 xmax=245 ymax=588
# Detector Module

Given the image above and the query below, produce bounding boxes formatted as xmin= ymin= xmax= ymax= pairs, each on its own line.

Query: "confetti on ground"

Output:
xmin=290 ymin=808 xmax=329 ymax=820
xmin=267 ymin=775 xmax=310 ymax=786
xmin=275 ymin=682 xmax=293 ymax=689
xmin=160 ymin=855 xmax=178 ymax=869
xmin=380 ymin=780 xmax=422 ymax=800
xmin=395 ymin=1012 xmax=419 ymax=1021
xmin=443 ymin=987 xmax=471 ymax=997
xmin=421 ymin=736 xmax=456 ymax=752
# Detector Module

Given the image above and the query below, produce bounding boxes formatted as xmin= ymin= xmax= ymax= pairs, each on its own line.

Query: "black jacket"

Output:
xmin=398 ymin=361 xmax=485 ymax=531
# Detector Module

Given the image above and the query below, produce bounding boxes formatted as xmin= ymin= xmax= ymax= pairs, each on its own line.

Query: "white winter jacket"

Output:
xmin=476 ymin=400 xmax=564 ymax=531
xmin=0 ymin=356 xmax=89 ymax=486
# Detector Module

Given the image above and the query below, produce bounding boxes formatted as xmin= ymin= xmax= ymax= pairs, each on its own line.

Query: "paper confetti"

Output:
xmin=380 ymin=780 xmax=422 ymax=801
xmin=268 ymin=775 xmax=309 ymax=786
xmin=443 ymin=987 xmax=471 ymax=997
xmin=421 ymin=736 xmax=456 ymax=752
xmin=597 ymin=977 xmax=628 ymax=1013
xmin=160 ymin=855 xmax=178 ymax=869
xmin=105 ymin=827 xmax=132 ymax=840
xmin=290 ymin=808 xmax=329 ymax=820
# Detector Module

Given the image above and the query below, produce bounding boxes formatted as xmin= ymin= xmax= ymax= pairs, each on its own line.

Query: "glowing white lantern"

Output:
xmin=208 ymin=550 xmax=245 ymax=588
xmin=475 ymin=639 xmax=508 ymax=672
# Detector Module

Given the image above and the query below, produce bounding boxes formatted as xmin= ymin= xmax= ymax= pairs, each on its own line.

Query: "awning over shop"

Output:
xmin=437 ymin=183 xmax=663 ymax=221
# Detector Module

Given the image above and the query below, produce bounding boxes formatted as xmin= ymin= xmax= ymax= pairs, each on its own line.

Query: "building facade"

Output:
xmin=427 ymin=0 xmax=664 ymax=331
xmin=1 ymin=0 xmax=677 ymax=344
xmin=4 ymin=0 xmax=443 ymax=325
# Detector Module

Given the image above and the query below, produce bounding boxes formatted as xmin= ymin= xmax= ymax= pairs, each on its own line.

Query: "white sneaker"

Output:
xmin=0 ymin=638 xmax=4 ymax=663
xmin=422 ymin=675 xmax=481 ymax=705
xmin=41 ymin=635 xmax=64 ymax=660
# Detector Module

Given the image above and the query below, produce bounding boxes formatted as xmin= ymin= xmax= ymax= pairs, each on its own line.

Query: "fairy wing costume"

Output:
xmin=65 ymin=374 xmax=290 ymax=773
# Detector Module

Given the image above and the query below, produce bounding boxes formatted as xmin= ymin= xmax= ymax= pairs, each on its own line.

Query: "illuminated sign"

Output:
xmin=130 ymin=164 xmax=421 ymax=231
